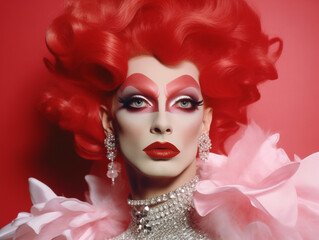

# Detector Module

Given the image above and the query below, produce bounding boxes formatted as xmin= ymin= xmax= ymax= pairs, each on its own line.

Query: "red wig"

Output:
xmin=42 ymin=0 xmax=282 ymax=159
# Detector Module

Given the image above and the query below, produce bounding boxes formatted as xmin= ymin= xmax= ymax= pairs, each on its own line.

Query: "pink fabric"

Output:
xmin=195 ymin=123 xmax=319 ymax=239
xmin=0 ymin=176 xmax=129 ymax=240
xmin=0 ymin=124 xmax=318 ymax=239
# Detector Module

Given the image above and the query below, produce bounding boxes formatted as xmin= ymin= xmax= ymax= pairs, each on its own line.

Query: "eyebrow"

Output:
xmin=118 ymin=73 xmax=159 ymax=98
xmin=165 ymin=75 xmax=201 ymax=97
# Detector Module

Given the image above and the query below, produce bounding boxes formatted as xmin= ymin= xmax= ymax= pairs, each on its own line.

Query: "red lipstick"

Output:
xmin=143 ymin=142 xmax=180 ymax=159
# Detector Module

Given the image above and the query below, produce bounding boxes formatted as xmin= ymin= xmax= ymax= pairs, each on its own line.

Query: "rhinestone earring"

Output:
xmin=198 ymin=133 xmax=212 ymax=161
xmin=104 ymin=133 xmax=120 ymax=184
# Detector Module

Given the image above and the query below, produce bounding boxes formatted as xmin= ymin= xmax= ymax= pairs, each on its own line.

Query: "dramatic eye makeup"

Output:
xmin=165 ymin=75 xmax=201 ymax=97
xmin=116 ymin=73 xmax=159 ymax=112
xmin=170 ymin=96 xmax=203 ymax=111
xmin=116 ymin=73 xmax=203 ymax=113
xmin=166 ymin=75 xmax=203 ymax=112
xmin=118 ymin=73 xmax=159 ymax=99
xmin=119 ymin=95 xmax=153 ymax=110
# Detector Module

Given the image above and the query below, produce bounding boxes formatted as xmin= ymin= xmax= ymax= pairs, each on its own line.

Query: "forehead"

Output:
xmin=127 ymin=56 xmax=200 ymax=84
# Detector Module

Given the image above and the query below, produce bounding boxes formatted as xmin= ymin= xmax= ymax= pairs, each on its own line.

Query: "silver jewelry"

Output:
xmin=198 ymin=133 xmax=212 ymax=161
xmin=111 ymin=176 xmax=209 ymax=240
xmin=127 ymin=176 xmax=199 ymax=207
xmin=104 ymin=133 xmax=120 ymax=184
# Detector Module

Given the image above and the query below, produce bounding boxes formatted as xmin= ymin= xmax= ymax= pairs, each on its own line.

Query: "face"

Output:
xmin=112 ymin=56 xmax=209 ymax=178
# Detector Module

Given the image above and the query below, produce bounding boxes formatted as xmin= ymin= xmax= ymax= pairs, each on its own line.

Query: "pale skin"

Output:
xmin=101 ymin=56 xmax=212 ymax=200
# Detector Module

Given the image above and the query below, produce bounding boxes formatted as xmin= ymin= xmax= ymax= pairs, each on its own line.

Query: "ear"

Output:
xmin=201 ymin=107 xmax=213 ymax=134
xmin=268 ymin=37 xmax=283 ymax=63
xmin=99 ymin=105 xmax=114 ymax=135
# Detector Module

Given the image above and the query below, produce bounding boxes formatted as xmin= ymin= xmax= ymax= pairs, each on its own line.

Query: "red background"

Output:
xmin=1 ymin=0 xmax=318 ymax=227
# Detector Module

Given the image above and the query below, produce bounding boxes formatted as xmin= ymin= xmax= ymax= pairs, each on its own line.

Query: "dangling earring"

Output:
xmin=198 ymin=133 xmax=212 ymax=161
xmin=104 ymin=133 xmax=120 ymax=184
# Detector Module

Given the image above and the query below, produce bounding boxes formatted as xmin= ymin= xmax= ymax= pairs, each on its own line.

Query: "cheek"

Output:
xmin=115 ymin=111 xmax=151 ymax=134
xmin=172 ymin=110 xmax=203 ymax=145
xmin=115 ymin=111 xmax=152 ymax=154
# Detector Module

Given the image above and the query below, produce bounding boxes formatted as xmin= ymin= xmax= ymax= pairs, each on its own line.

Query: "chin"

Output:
xmin=134 ymin=159 xmax=194 ymax=179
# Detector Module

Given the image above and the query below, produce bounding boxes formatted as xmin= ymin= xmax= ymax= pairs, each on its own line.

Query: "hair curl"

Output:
xmin=42 ymin=0 xmax=282 ymax=159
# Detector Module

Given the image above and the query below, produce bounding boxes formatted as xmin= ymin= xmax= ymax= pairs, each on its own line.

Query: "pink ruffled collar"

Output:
xmin=194 ymin=124 xmax=319 ymax=239
xmin=0 ymin=176 xmax=130 ymax=240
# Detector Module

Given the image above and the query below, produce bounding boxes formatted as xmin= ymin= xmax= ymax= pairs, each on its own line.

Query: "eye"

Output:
xmin=119 ymin=95 xmax=152 ymax=110
xmin=176 ymin=99 xmax=193 ymax=109
xmin=172 ymin=96 xmax=203 ymax=111
xmin=130 ymin=97 xmax=147 ymax=108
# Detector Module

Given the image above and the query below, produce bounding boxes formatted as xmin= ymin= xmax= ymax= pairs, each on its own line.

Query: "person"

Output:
xmin=0 ymin=0 xmax=318 ymax=239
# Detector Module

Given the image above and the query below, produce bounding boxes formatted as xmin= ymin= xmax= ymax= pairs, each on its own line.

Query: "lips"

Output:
xmin=143 ymin=142 xmax=180 ymax=159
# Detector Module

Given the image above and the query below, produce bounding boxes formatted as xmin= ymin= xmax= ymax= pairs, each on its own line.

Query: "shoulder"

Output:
xmin=0 ymin=176 xmax=130 ymax=240
xmin=194 ymin=123 xmax=319 ymax=240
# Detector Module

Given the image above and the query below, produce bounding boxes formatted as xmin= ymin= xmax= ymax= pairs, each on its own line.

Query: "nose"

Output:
xmin=150 ymin=111 xmax=172 ymax=135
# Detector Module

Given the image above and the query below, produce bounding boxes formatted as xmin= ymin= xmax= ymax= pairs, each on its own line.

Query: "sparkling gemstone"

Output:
xmin=145 ymin=223 xmax=152 ymax=230
xmin=112 ymin=161 xmax=121 ymax=171
xmin=143 ymin=206 xmax=150 ymax=214
xmin=106 ymin=169 xmax=118 ymax=179
xmin=108 ymin=162 xmax=114 ymax=169
xmin=162 ymin=194 xmax=168 ymax=201
xmin=135 ymin=211 xmax=141 ymax=218
xmin=139 ymin=218 xmax=145 ymax=224
xmin=107 ymin=152 xmax=115 ymax=160
xmin=169 ymin=192 xmax=176 ymax=199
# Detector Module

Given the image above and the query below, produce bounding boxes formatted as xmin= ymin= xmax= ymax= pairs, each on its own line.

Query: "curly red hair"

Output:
xmin=42 ymin=0 xmax=282 ymax=159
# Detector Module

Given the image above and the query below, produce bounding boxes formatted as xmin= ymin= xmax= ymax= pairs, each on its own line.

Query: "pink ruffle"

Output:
xmin=0 ymin=176 xmax=130 ymax=240
xmin=194 ymin=123 xmax=319 ymax=240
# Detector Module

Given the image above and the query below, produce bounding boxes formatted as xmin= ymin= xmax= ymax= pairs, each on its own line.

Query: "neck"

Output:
xmin=125 ymin=159 xmax=197 ymax=200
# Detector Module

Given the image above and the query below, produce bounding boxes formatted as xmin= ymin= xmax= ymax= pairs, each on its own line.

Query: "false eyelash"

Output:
xmin=180 ymin=99 xmax=203 ymax=110
xmin=191 ymin=99 xmax=204 ymax=106
xmin=170 ymin=95 xmax=204 ymax=107
xmin=177 ymin=99 xmax=204 ymax=107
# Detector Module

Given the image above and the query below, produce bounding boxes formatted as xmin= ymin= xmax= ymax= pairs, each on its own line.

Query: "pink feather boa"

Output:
xmin=1 ymin=124 xmax=318 ymax=239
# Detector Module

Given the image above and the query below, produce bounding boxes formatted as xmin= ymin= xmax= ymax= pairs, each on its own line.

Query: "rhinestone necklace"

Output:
xmin=127 ymin=176 xmax=199 ymax=207
xmin=110 ymin=176 xmax=210 ymax=240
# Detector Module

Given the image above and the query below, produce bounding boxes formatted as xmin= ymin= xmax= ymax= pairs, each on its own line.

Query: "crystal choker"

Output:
xmin=111 ymin=176 xmax=209 ymax=239
xmin=127 ymin=176 xmax=199 ymax=207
